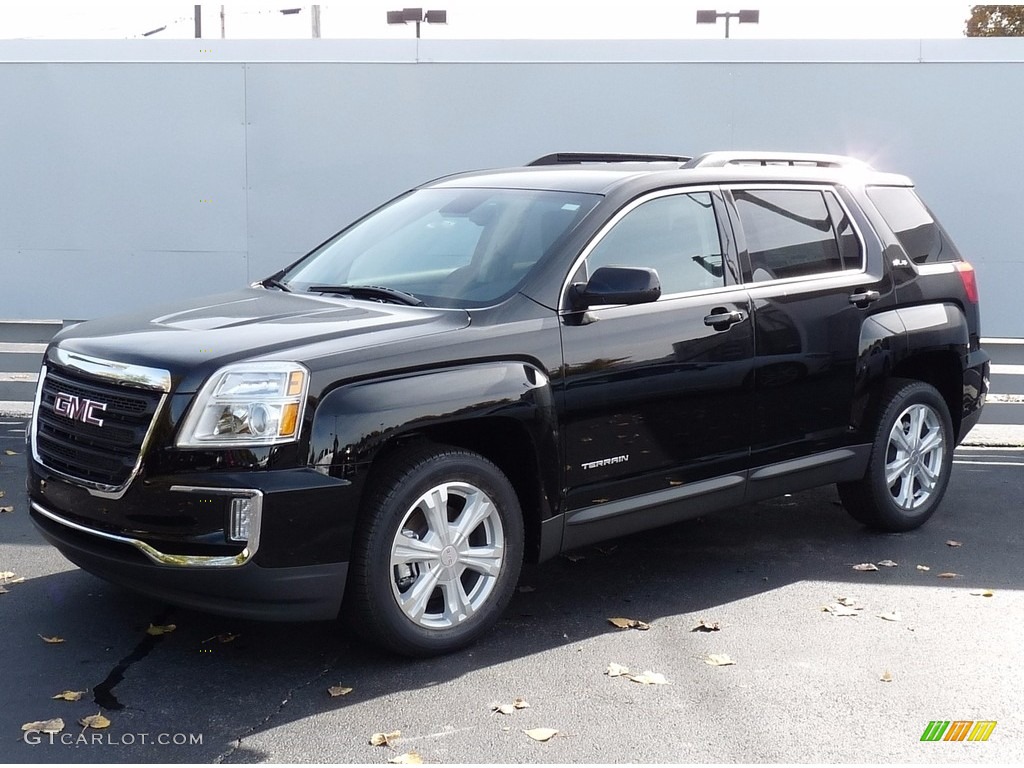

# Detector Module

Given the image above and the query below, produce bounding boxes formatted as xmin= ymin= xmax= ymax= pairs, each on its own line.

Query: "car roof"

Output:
xmin=423 ymin=154 xmax=913 ymax=196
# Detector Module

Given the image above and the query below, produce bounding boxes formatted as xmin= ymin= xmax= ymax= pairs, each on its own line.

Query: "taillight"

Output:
xmin=955 ymin=261 xmax=979 ymax=304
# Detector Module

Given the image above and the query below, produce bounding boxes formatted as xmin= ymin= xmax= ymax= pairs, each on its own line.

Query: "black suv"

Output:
xmin=28 ymin=151 xmax=989 ymax=656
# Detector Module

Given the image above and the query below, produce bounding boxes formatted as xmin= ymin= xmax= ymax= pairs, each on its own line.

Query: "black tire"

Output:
xmin=838 ymin=379 xmax=954 ymax=532
xmin=346 ymin=443 xmax=524 ymax=657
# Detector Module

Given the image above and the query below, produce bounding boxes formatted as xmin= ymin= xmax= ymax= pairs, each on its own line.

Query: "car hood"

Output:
xmin=51 ymin=288 xmax=470 ymax=393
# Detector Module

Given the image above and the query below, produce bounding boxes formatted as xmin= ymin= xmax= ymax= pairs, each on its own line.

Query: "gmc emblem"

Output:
xmin=53 ymin=392 xmax=108 ymax=427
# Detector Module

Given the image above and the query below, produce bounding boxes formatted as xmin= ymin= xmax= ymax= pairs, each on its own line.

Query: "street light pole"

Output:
xmin=696 ymin=9 xmax=760 ymax=38
xmin=386 ymin=8 xmax=448 ymax=38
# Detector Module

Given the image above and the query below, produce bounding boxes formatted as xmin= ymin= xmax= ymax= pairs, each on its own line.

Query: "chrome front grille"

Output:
xmin=34 ymin=362 xmax=165 ymax=491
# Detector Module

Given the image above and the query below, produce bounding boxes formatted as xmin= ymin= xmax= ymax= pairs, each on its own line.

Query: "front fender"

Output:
xmin=308 ymin=361 xmax=557 ymax=486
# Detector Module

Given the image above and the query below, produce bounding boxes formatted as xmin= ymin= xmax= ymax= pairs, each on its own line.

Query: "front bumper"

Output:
xmin=31 ymin=499 xmax=348 ymax=621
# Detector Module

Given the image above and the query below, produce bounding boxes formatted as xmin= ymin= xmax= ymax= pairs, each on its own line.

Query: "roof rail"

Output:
xmin=684 ymin=151 xmax=871 ymax=170
xmin=527 ymin=152 xmax=691 ymax=167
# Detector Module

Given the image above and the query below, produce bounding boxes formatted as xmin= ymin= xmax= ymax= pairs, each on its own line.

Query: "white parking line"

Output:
xmin=0 ymin=343 xmax=47 ymax=354
xmin=954 ymin=460 xmax=1024 ymax=467
xmin=991 ymin=364 xmax=1024 ymax=375
xmin=0 ymin=372 xmax=38 ymax=383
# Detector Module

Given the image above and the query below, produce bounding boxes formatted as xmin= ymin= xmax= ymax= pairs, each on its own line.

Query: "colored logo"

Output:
xmin=920 ymin=720 xmax=997 ymax=742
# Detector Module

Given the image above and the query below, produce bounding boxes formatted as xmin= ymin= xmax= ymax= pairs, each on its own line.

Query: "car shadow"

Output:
xmin=2 ymin=459 xmax=1021 ymax=763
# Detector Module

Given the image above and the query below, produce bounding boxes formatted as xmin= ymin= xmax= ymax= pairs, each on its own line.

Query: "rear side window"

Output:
xmin=732 ymin=189 xmax=858 ymax=281
xmin=866 ymin=186 xmax=960 ymax=264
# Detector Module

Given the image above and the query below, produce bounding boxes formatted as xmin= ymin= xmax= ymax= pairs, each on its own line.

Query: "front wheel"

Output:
xmin=346 ymin=443 xmax=524 ymax=657
xmin=839 ymin=379 xmax=954 ymax=532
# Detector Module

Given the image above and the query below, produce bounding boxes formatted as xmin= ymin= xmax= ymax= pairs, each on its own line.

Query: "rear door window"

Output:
xmin=731 ymin=189 xmax=859 ymax=281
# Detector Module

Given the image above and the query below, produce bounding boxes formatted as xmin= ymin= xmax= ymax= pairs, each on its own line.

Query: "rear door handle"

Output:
xmin=849 ymin=290 xmax=881 ymax=307
xmin=703 ymin=309 xmax=745 ymax=329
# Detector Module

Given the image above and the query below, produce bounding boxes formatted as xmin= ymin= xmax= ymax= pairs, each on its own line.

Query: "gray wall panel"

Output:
xmin=0 ymin=250 xmax=249 ymax=320
xmin=0 ymin=41 xmax=1021 ymax=335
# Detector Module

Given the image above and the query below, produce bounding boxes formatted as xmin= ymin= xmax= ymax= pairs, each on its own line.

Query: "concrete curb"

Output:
xmin=959 ymin=424 xmax=1024 ymax=448
xmin=0 ymin=401 xmax=32 ymax=419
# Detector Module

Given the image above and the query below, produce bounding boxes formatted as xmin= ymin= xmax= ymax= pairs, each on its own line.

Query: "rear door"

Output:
xmin=722 ymin=185 xmax=896 ymax=473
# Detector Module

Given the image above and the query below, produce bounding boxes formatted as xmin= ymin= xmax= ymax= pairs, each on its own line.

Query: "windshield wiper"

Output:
xmin=308 ymin=284 xmax=424 ymax=307
xmin=260 ymin=273 xmax=291 ymax=292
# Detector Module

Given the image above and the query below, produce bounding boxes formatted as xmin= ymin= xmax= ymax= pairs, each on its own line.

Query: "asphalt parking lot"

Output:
xmin=1 ymin=419 xmax=1021 ymax=764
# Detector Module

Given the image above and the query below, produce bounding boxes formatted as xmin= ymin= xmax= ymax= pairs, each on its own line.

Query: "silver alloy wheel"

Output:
xmin=389 ymin=481 xmax=505 ymax=630
xmin=884 ymin=403 xmax=945 ymax=511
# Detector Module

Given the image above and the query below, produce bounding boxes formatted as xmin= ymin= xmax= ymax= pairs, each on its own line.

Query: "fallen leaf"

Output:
xmin=21 ymin=718 xmax=65 ymax=734
xmin=605 ymin=662 xmax=630 ymax=677
xmin=880 ymin=670 xmax=893 ymax=683
xmin=513 ymin=697 xmax=530 ymax=710
xmin=938 ymin=572 xmax=958 ymax=579
xmin=877 ymin=559 xmax=899 ymax=568
xmin=878 ymin=610 xmax=901 ymax=622
xmin=562 ymin=553 xmax=585 ymax=563
xmin=691 ymin=620 xmax=720 ymax=632
xmin=0 ymin=571 xmax=25 ymax=584
xmin=629 ymin=670 xmax=670 ymax=685
xmin=916 ymin=565 xmax=930 ymax=571
xmin=852 ymin=563 xmax=879 ymax=572
xmin=39 ymin=635 xmax=65 ymax=644
xmin=211 ymin=632 xmax=239 ymax=643
xmin=327 ymin=685 xmax=353 ymax=698
xmin=524 ymin=727 xmax=559 ymax=742
xmin=79 ymin=713 xmax=111 ymax=730
xmin=0 ymin=586 xmax=8 ymax=595
xmin=0 ymin=506 xmax=13 ymax=514
xmin=969 ymin=589 xmax=994 ymax=597
xmin=492 ymin=703 xmax=515 ymax=715
xmin=370 ymin=730 xmax=401 ymax=747
xmin=51 ymin=690 xmax=86 ymax=702
xmin=705 ymin=654 xmax=735 ymax=666
xmin=517 ymin=585 xmax=535 ymax=593
xmin=822 ymin=603 xmax=859 ymax=616
xmin=946 ymin=540 xmax=962 ymax=547
xmin=607 ymin=617 xmax=650 ymax=631
xmin=4 ymin=450 xmax=18 ymax=456
xmin=146 ymin=623 xmax=176 ymax=636
xmin=595 ymin=545 xmax=618 ymax=555
xmin=388 ymin=753 xmax=423 ymax=765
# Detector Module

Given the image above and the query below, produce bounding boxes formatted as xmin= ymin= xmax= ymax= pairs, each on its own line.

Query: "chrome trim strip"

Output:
xmin=31 ymin=495 xmax=261 ymax=568
xmin=32 ymin=357 xmax=170 ymax=499
xmin=49 ymin=348 xmax=172 ymax=392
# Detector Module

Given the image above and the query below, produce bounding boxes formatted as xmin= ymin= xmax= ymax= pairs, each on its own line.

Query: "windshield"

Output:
xmin=282 ymin=187 xmax=601 ymax=307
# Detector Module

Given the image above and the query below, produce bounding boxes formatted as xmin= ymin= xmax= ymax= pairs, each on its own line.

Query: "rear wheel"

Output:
xmin=838 ymin=379 xmax=954 ymax=532
xmin=346 ymin=443 xmax=524 ymax=657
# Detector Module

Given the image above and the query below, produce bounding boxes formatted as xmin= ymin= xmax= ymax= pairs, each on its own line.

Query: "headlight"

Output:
xmin=176 ymin=362 xmax=309 ymax=448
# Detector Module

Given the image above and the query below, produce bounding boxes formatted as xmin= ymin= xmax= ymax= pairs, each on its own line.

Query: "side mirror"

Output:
xmin=569 ymin=266 xmax=661 ymax=310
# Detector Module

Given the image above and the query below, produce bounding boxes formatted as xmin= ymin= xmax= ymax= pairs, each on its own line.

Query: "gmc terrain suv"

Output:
xmin=28 ymin=151 xmax=989 ymax=656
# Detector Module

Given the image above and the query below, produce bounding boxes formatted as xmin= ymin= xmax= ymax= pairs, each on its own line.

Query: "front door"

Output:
xmin=558 ymin=188 xmax=754 ymax=531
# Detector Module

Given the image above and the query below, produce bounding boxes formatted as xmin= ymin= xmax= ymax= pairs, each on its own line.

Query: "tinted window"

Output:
xmin=586 ymin=192 xmax=725 ymax=295
xmin=867 ymin=186 xmax=958 ymax=264
xmin=734 ymin=189 xmax=845 ymax=281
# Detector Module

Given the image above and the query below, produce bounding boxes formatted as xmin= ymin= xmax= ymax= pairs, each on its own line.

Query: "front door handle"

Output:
xmin=703 ymin=309 xmax=745 ymax=330
xmin=849 ymin=289 xmax=881 ymax=307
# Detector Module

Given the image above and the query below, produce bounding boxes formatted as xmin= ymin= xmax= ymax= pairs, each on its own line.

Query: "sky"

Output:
xmin=0 ymin=1 xmax=984 ymax=40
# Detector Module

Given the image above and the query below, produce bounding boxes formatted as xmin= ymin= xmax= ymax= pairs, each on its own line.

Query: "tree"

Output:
xmin=965 ymin=5 xmax=1024 ymax=36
